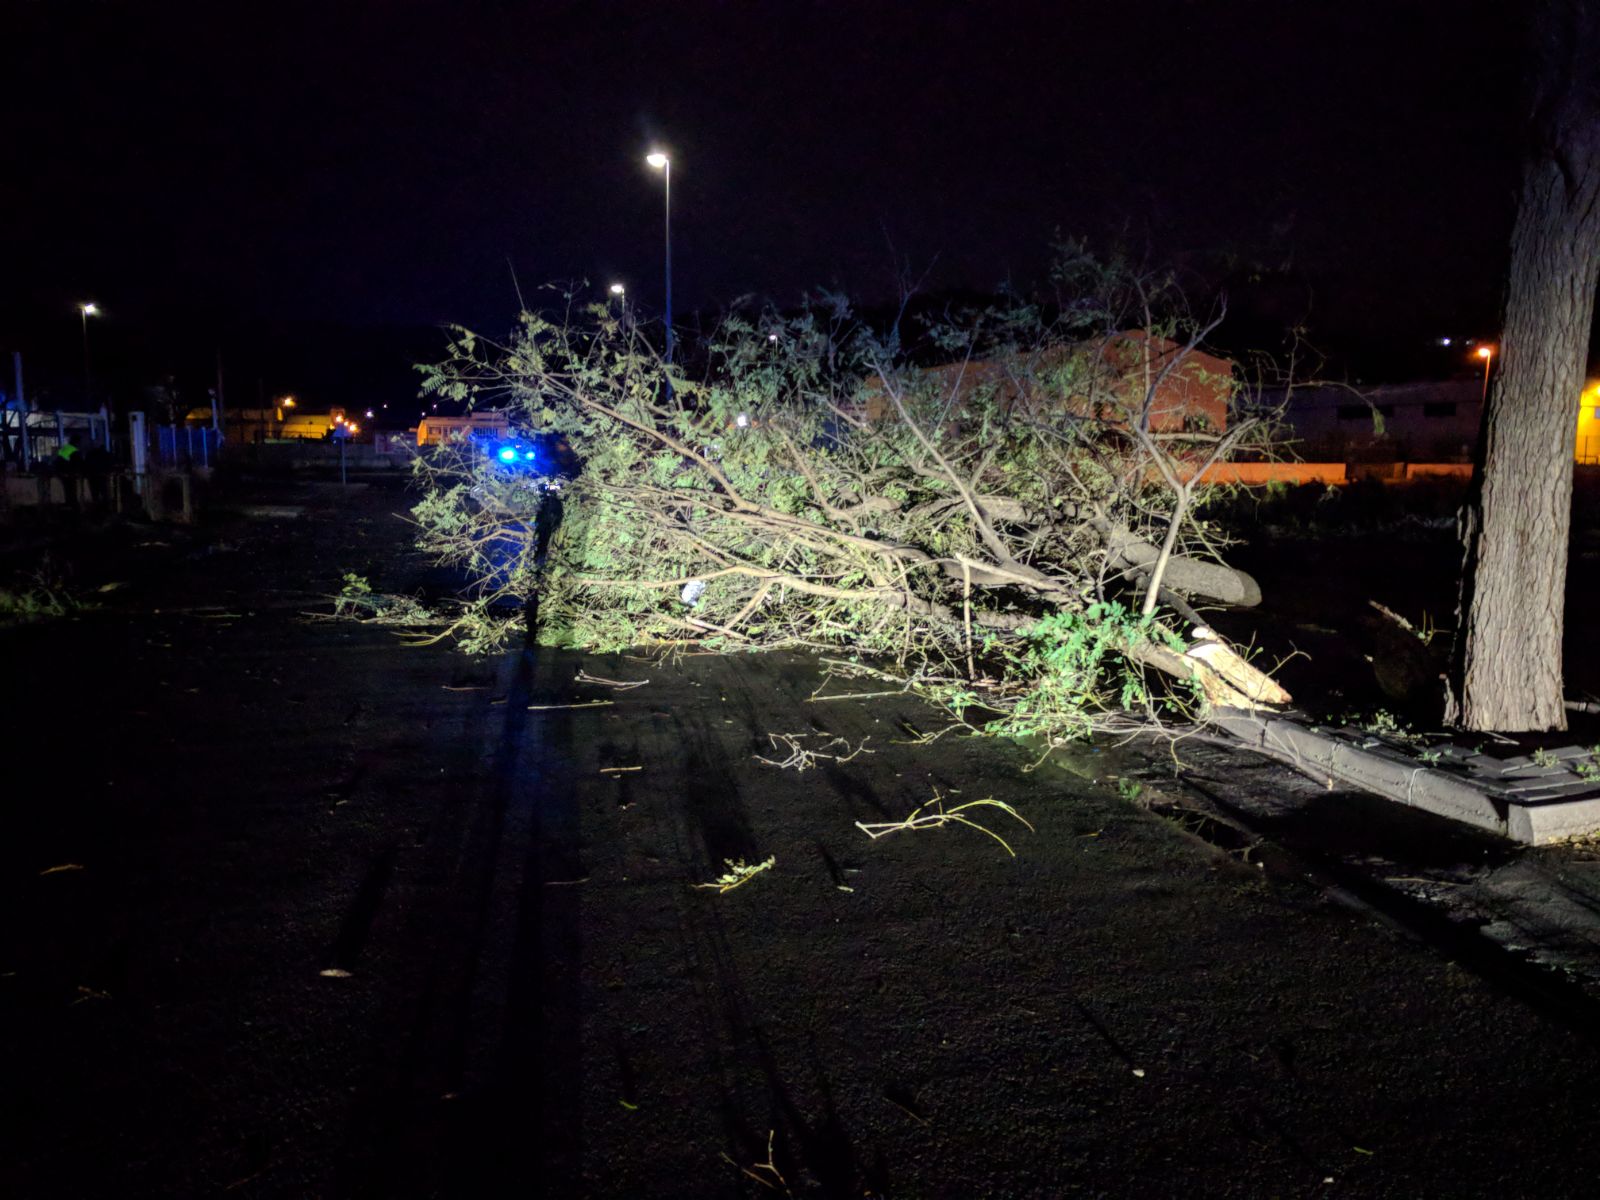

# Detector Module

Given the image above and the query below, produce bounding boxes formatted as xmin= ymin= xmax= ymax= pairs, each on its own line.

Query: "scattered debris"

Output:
xmin=599 ymin=765 xmax=643 ymax=774
xmin=754 ymin=732 xmax=873 ymax=772
xmin=857 ymin=790 xmax=1035 ymax=857
xmin=38 ymin=863 xmax=85 ymax=876
xmin=527 ymin=700 xmax=614 ymax=712
xmin=318 ymin=968 xmax=354 ymax=979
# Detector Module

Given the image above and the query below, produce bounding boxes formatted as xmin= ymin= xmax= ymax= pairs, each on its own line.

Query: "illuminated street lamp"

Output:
xmin=79 ymin=302 xmax=99 ymax=406
xmin=609 ymin=282 xmax=626 ymax=297
xmin=645 ymin=150 xmax=672 ymax=362
xmin=1477 ymin=345 xmax=1494 ymax=402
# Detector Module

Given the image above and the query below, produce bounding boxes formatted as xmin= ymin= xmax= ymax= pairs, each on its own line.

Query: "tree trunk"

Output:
xmin=1453 ymin=0 xmax=1600 ymax=732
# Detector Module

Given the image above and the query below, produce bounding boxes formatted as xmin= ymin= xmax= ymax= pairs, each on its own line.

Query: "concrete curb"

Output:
xmin=1213 ymin=710 xmax=1600 ymax=845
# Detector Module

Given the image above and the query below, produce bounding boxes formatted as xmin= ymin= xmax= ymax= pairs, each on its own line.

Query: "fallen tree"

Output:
xmin=412 ymin=260 xmax=1288 ymax=741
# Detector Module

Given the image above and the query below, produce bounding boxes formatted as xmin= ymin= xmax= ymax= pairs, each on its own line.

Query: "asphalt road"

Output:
xmin=7 ymin=477 xmax=1600 ymax=1198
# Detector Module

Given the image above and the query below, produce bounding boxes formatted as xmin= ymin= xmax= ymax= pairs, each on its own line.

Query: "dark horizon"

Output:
xmin=3 ymin=0 xmax=1535 ymax=414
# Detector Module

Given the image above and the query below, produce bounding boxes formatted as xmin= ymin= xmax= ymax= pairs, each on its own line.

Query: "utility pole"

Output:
xmin=12 ymin=351 xmax=29 ymax=471
xmin=79 ymin=302 xmax=99 ymax=408
xmin=646 ymin=151 xmax=674 ymax=363
xmin=214 ymin=350 xmax=226 ymax=437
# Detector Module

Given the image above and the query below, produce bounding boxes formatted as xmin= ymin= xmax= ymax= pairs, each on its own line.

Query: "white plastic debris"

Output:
xmin=681 ymin=579 xmax=707 ymax=607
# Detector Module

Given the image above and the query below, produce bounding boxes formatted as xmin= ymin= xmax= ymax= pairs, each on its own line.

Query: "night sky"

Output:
xmin=4 ymin=0 xmax=1526 ymax=412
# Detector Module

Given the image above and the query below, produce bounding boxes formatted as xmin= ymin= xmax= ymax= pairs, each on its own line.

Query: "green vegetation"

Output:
xmin=0 ymin=571 xmax=81 ymax=625
xmin=330 ymin=570 xmax=442 ymax=630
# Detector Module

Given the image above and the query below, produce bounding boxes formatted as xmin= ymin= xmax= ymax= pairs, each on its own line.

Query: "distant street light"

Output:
xmin=609 ymin=282 xmax=626 ymax=297
xmin=79 ymin=302 xmax=99 ymax=407
xmin=1477 ymin=345 xmax=1495 ymax=402
xmin=646 ymin=150 xmax=672 ymax=362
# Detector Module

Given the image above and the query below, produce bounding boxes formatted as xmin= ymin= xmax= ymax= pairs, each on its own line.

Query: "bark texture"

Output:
xmin=1455 ymin=0 xmax=1600 ymax=731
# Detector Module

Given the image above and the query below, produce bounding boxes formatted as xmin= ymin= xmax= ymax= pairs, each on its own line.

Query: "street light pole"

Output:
xmin=79 ymin=302 xmax=98 ymax=408
xmin=646 ymin=151 xmax=672 ymax=362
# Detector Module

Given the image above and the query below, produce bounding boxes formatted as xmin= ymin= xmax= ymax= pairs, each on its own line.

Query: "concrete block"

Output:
xmin=1508 ymin=795 xmax=1600 ymax=845
xmin=1211 ymin=710 xmax=1600 ymax=843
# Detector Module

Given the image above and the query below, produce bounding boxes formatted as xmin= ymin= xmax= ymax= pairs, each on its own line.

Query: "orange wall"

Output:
xmin=1188 ymin=462 xmax=1348 ymax=486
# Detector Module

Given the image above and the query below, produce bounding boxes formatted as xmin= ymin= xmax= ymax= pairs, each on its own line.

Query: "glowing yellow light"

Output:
xmin=1476 ymin=346 xmax=1493 ymax=359
xmin=609 ymin=282 xmax=626 ymax=295
xmin=80 ymin=302 xmax=99 ymax=316
xmin=646 ymin=151 xmax=669 ymax=169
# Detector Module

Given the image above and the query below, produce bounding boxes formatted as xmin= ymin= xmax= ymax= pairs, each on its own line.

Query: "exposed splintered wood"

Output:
xmin=1184 ymin=629 xmax=1292 ymax=711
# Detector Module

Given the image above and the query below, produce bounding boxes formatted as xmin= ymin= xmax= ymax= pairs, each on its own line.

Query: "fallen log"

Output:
xmin=956 ymin=495 xmax=1263 ymax=608
xmin=1099 ymin=523 xmax=1262 ymax=608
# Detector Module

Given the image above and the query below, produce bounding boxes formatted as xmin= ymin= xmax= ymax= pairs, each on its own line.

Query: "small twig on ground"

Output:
xmin=720 ymin=1130 xmax=792 ymax=1196
xmin=694 ymin=856 xmax=776 ymax=894
xmin=599 ymin=765 xmax=642 ymax=774
xmin=857 ymin=789 xmax=1035 ymax=857
xmin=754 ymin=732 xmax=873 ymax=772
xmin=892 ymin=720 xmax=971 ymax=746
xmin=575 ymin=670 xmax=650 ymax=690
xmin=806 ymin=690 xmax=914 ymax=704
xmin=1384 ymin=875 xmax=1462 ymax=887
xmin=527 ymin=700 xmax=615 ymax=711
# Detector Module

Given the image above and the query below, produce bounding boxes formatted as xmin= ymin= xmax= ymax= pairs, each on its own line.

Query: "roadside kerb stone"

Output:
xmin=1213 ymin=710 xmax=1600 ymax=844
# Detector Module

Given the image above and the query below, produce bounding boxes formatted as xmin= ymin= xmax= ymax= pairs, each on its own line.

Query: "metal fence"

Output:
xmin=155 ymin=424 xmax=222 ymax=469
